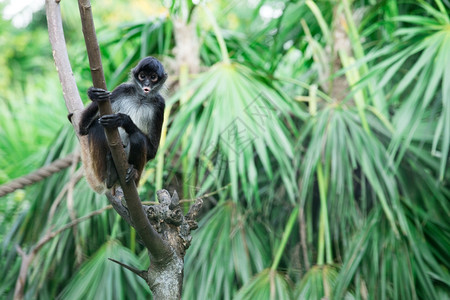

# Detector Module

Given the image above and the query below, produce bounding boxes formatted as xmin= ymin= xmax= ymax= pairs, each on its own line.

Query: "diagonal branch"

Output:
xmin=46 ymin=2 xmax=204 ymax=298
xmin=45 ymin=0 xmax=84 ymax=115
xmin=76 ymin=0 xmax=171 ymax=260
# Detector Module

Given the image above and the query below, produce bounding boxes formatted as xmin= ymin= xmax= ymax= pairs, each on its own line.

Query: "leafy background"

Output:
xmin=0 ymin=0 xmax=449 ymax=299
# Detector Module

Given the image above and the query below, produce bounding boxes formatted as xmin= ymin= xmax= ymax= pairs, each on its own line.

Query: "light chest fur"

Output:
xmin=111 ymin=95 xmax=155 ymax=154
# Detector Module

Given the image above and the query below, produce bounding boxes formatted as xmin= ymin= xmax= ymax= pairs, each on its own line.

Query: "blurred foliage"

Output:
xmin=0 ymin=0 xmax=449 ymax=299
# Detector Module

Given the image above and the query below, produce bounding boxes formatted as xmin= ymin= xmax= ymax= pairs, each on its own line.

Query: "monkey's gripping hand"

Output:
xmin=100 ymin=114 xmax=141 ymax=185
xmin=98 ymin=113 xmax=131 ymax=129
xmin=87 ymin=87 xmax=111 ymax=102
xmin=78 ymin=88 xmax=112 ymax=135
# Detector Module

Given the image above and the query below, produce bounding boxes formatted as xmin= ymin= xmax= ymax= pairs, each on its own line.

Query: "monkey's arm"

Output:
xmin=99 ymin=113 xmax=142 ymax=135
xmin=79 ymin=87 xmax=111 ymax=135
xmin=146 ymin=98 xmax=165 ymax=160
xmin=99 ymin=113 xmax=151 ymax=152
xmin=99 ymin=113 xmax=149 ymax=184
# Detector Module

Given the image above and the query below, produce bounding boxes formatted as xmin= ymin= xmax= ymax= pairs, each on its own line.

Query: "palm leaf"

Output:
xmin=59 ymin=240 xmax=151 ymax=299
xmin=234 ymin=268 xmax=292 ymax=300
xmin=295 ymin=265 xmax=344 ymax=300
xmin=183 ymin=201 xmax=271 ymax=300
xmin=365 ymin=3 xmax=450 ymax=181
xmin=166 ymin=62 xmax=302 ymax=203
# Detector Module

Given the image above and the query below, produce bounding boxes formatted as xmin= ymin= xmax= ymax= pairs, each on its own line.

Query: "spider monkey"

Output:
xmin=79 ymin=57 xmax=167 ymax=193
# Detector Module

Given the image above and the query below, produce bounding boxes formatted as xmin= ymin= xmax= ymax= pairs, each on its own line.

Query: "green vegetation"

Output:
xmin=0 ymin=0 xmax=449 ymax=299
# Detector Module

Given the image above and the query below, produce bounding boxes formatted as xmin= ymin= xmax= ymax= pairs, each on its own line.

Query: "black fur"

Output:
xmin=132 ymin=57 xmax=166 ymax=80
xmin=79 ymin=57 xmax=167 ymax=191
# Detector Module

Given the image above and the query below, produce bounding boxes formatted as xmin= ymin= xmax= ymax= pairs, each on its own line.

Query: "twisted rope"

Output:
xmin=0 ymin=152 xmax=80 ymax=198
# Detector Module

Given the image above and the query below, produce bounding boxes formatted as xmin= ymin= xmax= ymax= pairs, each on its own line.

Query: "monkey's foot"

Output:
xmin=88 ymin=87 xmax=111 ymax=102
xmin=125 ymin=165 xmax=138 ymax=184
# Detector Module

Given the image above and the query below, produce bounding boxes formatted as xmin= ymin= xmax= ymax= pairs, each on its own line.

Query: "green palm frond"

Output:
xmin=0 ymin=126 xmax=135 ymax=298
xmin=0 ymin=83 xmax=67 ymax=182
xmin=360 ymin=1 xmax=450 ymax=180
xmin=297 ymin=106 xmax=404 ymax=237
xmin=333 ymin=206 xmax=450 ymax=300
xmin=59 ymin=240 xmax=151 ymax=299
xmin=96 ymin=16 xmax=173 ymax=88
xmin=234 ymin=268 xmax=292 ymax=300
xmin=295 ymin=265 xmax=344 ymax=300
xmin=166 ymin=61 xmax=303 ymax=204
xmin=183 ymin=201 xmax=271 ymax=300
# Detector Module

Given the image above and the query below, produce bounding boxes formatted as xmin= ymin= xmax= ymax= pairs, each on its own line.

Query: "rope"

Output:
xmin=0 ymin=152 xmax=80 ymax=198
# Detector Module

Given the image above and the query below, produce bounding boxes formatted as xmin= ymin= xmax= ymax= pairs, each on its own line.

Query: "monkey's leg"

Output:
xmin=106 ymin=151 xmax=119 ymax=188
xmin=99 ymin=113 xmax=147 ymax=186
xmin=126 ymin=133 xmax=147 ymax=185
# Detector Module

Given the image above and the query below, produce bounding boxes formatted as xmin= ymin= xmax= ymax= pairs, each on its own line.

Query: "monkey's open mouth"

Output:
xmin=143 ymin=87 xmax=151 ymax=93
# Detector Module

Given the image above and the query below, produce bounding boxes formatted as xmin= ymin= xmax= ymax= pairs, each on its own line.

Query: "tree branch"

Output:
xmin=106 ymin=189 xmax=203 ymax=299
xmin=76 ymin=0 xmax=171 ymax=261
xmin=45 ymin=0 xmax=84 ymax=115
xmin=108 ymin=258 xmax=147 ymax=280
xmin=45 ymin=1 xmax=204 ymax=298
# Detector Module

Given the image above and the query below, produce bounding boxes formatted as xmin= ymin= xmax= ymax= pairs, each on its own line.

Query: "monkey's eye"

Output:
xmin=138 ymin=72 xmax=146 ymax=81
xmin=150 ymin=74 xmax=158 ymax=82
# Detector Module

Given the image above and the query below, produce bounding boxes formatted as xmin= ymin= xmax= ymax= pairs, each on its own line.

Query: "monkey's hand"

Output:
xmin=87 ymin=87 xmax=111 ymax=102
xmin=99 ymin=113 xmax=129 ymax=129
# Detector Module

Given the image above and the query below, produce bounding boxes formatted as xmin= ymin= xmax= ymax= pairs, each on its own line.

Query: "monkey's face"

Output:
xmin=132 ymin=57 xmax=167 ymax=96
